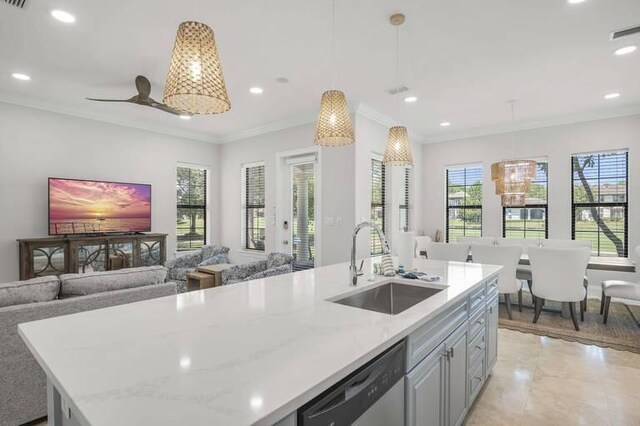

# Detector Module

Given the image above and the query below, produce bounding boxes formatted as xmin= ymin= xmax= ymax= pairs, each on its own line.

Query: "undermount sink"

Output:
xmin=332 ymin=282 xmax=444 ymax=315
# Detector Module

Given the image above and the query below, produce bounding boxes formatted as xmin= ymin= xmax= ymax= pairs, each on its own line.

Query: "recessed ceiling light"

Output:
xmin=179 ymin=115 xmax=191 ymax=120
xmin=614 ymin=45 xmax=637 ymax=56
xmin=11 ymin=73 xmax=31 ymax=81
xmin=440 ymin=122 xmax=451 ymax=127
xmin=568 ymin=0 xmax=586 ymax=4
xmin=249 ymin=87 xmax=264 ymax=94
xmin=51 ymin=10 xmax=76 ymax=23
xmin=404 ymin=96 xmax=418 ymax=103
xmin=604 ymin=92 xmax=620 ymax=100
xmin=275 ymin=77 xmax=289 ymax=84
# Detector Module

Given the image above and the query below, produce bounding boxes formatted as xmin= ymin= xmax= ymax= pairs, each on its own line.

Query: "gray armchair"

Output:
xmin=221 ymin=252 xmax=294 ymax=285
xmin=165 ymin=245 xmax=230 ymax=292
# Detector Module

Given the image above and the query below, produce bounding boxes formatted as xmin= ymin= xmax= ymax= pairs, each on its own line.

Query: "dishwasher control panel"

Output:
xmin=298 ymin=340 xmax=406 ymax=426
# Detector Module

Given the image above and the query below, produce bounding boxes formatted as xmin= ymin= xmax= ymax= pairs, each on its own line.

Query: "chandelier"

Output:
xmin=314 ymin=0 xmax=354 ymax=146
xmin=490 ymin=101 xmax=536 ymax=206
xmin=164 ymin=21 xmax=231 ymax=115
xmin=383 ymin=13 xmax=413 ymax=166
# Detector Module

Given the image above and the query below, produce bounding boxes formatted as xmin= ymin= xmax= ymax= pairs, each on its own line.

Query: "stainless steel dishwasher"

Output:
xmin=298 ymin=341 xmax=405 ymax=426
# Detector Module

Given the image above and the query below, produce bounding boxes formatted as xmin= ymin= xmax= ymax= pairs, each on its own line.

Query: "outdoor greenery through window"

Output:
xmin=244 ymin=164 xmax=266 ymax=251
xmin=446 ymin=165 xmax=482 ymax=242
xmin=371 ymin=158 xmax=386 ymax=255
xmin=572 ymin=150 xmax=628 ymax=257
xmin=399 ymin=168 xmax=410 ymax=231
xmin=503 ymin=161 xmax=548 ymax=239
xmin=176 ymin=166 xmax=207 ymax=251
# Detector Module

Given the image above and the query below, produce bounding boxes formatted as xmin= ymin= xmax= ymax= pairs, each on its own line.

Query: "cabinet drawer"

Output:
xmin=406 ymin=299 xmax=468 ymax=371
xmin=469 ymin=305 xmax=486 ymax=339
xmin=486 ymin=278 xmax=498 ymax=298
xmin=469 ymin=285 xmax=486 ymax=314
xmin=468 ymin=355 xmax=485 ymax=404
xmin=468 ymin=327 xmax=486 ymax=368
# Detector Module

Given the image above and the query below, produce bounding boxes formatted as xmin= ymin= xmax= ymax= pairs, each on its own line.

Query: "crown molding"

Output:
xmin=423 ymin=104 xmax=640 ymax=144
xmin=217 ymin=110 xmax=319 ymax=143
xmin=354 ymin=102 xmax=428 ymax=144
xmin=0 ymin=94 xmax=221 ymax=144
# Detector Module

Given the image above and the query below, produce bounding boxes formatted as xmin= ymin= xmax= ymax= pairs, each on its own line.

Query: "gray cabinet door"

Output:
xmin=446 ymin=325 xmax=468 ymax=426
xmin=406 ymin=342 xmax=447 ymax=426
xmin=486 ymin=295 xmax=499 ymax=374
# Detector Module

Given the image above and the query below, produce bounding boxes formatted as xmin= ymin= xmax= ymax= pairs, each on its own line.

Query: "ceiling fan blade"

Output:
xmin=86 ymin=96 xmax=137 ymax=103
xmin=135 ymin=75 xmax=151 ymax=99
xmin=148 ymin=98 xmax=184 ymax=116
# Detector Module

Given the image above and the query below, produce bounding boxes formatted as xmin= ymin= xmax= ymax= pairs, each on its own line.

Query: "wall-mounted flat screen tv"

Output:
xmin=49 ymin=178 xmax=152 ymax=235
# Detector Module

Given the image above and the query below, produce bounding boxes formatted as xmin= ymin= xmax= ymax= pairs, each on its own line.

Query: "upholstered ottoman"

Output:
xmin=601 ymin=280 xmax=640 ymax=324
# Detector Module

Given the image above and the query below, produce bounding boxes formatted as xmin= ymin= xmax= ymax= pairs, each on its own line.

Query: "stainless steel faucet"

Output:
xmin=350 ymin=221 xmax=391 ymax=286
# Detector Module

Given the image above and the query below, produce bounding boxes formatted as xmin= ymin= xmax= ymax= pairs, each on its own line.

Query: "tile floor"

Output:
xmin=465 ymin=329 xmax=640 ymax=426
xmin=31 ymin=329 xmax=640 ymax=426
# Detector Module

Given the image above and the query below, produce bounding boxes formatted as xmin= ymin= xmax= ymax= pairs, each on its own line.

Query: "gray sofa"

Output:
xmin=0 ymin=266 xmax=177 ymax=426
xmin=164 ymin=245 xmax=230 ymax=292
xmin=221 ymin=252 xmax=294 ymax=285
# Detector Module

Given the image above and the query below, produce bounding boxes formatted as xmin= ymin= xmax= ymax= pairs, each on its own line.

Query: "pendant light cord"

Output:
xmin=395 ymin=24 xmax=400 ymax=124
xmin=509 ymin=100 xmax=516 ymax=159
xmin=331 ymin=0 xmax=336 ymax=89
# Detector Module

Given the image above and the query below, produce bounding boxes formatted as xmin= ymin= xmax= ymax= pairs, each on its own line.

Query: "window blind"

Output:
xmin=571 ymin=151 xmax=628 ymax=257
xmin=399 ymin=168 xmax=410 ymax=231
xmin=503 ymin=161 xmax=548 ymax=239
xmin=446 ymin=165 xmax=482 ymax=242
xmin=245 ymin=164 xmax=266 ymax=251
xmin=371 ymin=159 xmax=386 ymax=255
xmin=176 ymin=166 xmax=207 ymax=250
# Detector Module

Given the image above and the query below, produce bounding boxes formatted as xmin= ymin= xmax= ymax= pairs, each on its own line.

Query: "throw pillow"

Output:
xmin=0 ymin=276 xmax=60 ymax=308
xmin=59 ymin=266 xmax=167 ymax=297
xmin=199 ymin=253 xmax=230 ymax=267
xmin=200 ymin=245 xmax=230 ymax=261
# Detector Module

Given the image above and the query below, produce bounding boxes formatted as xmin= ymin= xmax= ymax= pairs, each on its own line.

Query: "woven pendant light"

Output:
xmin=163 ymin=21 xmax=231 ymax=115
xmin=383 ymin=126 xmax=413 ymax=166
xmin=383 ymin=13 xmax=413 ymax=167
xmin=314 ymin=0 xmax=354 ymax=146
xmin=314 ymin=90 xmax=354 ymax=146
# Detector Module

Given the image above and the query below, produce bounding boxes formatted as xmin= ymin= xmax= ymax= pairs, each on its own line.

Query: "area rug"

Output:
xmin=498 ymin=292 xmax=640 ymax=354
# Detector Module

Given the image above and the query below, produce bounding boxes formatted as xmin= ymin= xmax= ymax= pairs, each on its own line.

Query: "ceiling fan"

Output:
xmin=86 ymin=75 xmax=189 ymax=117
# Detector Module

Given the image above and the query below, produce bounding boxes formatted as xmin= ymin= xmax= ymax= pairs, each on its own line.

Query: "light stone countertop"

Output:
xmin=19 ymin=258 xmax=501 ymax=426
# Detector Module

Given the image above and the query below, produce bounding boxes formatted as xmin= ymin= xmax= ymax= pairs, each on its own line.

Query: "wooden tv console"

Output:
xmin=17 ymin=233 xmax=167 ymax=280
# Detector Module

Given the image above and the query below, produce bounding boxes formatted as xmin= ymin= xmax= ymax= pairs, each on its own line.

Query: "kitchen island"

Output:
xmin=19 ymin=258 xmax=501 ymax=426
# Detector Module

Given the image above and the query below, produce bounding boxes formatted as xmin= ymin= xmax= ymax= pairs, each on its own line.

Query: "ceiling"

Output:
xmin=1 ymin=0 xmax=639 ymax=143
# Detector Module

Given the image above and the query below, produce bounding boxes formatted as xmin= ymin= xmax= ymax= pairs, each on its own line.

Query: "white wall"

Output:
xmin=218 ymin=113 xmax=423 ymax=267
xmin=0 ymin=102 xmax=220 ymax=282
xmin=353 ymin=115 xmax=424 ymax=256
xmin=420 ymin=113 xmax=640 ymax=284
xmin=218 ymin=121 xmax=357 ymax=266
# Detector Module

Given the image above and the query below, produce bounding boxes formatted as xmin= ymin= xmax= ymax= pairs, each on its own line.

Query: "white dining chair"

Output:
xmin=425 ymin=242 xmax=471 ymax=262
xmin=496 ymin=238 xmax=541 ymax=298
xmin=529 ymin=246 xmax=591 ymax=331
xmin=457 ymin=236 xmax=496 ymax=245
xmin=472 ymin=244 xmax=524 ymax=320
xmin=414 ymin=236 xmax=432 ymax=258
xmin=542 ymin=239 xmax=592 ymax=312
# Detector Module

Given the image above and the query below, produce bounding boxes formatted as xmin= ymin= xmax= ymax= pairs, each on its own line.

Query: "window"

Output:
xmin=243 ymin=164 xmax=266 ymax=251
xmin=446 ymin=165 xmax=482 ymax=242
xmin=371 ymin=158 xmax=386 ymax=254
xmin=572 ymin=151 xmax=628 ymax=257
xmin=399 ymin=168 xmax=411 ymax=231
xmin=176 ymin=165 xmax=207 ymax=250
xmin=503 ymin=161 xmax=548 ymax=239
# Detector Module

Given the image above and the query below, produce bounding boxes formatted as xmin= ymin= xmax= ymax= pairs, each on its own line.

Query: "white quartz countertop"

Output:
xmin=19 ymin=259 xmax=501 ymax=426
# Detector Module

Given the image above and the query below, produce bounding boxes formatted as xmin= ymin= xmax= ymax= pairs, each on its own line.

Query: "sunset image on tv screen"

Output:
xmin=49 ymin=178 xmax=151 ymax=235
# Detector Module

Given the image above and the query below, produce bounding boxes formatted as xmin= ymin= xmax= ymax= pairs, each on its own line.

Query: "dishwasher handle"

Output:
xmin=298 ymin=341 xmax=405 ymax=426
